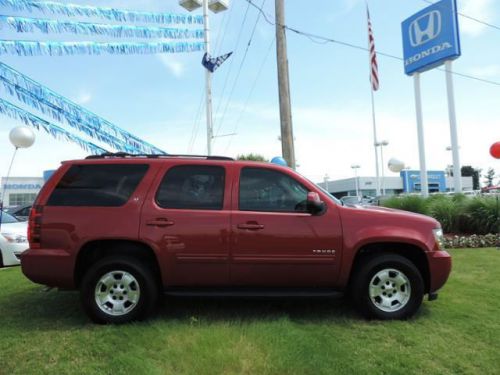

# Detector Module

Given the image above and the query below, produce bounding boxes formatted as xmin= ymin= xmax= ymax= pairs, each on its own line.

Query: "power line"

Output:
xmin=224 ymin=36 xmax=275 ymax=153
xmin=420 ymin=0 xmax=500 ymax=32
xmin=212 ymin=1 xmax=251 ymax=126
xmin=214 ymin=0 xmax=267 ymax=141
xmin=244 ymin=0 xmax=500 ymax=87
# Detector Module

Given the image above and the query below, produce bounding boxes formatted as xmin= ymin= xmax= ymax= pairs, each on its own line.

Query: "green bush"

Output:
xmin=381 ymin=194 xmax=499 ymax=235
xmin=382 ymin=195 xmax=429 ymax=215
xmin=428 ymin=196 xmax=464 ymax=234
xmin=460 ymin=197 xmax=500 ymax=235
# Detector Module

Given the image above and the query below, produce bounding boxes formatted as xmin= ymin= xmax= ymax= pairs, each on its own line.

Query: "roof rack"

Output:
xmin=85 ymin=152 xmax=234 ymax=161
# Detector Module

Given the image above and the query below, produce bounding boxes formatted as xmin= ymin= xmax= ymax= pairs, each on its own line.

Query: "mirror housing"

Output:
xmin=307 ymin=192 xmax=326 ymax=215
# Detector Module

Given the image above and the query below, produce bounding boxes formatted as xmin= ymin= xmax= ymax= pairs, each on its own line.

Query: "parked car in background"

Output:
xmin=340 ymin=195 xmax=376 ymax=206
xmin=5 ymin=204 xmax=32 ymax=221
xmin=0 ymin=212 xmax=29 ymax=267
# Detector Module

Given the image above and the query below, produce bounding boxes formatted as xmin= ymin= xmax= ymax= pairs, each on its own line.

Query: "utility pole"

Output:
xmin=275 ymin=0 xmax=295 ymax=169
xmin=203 ymin=0 xmax=213 ymax=156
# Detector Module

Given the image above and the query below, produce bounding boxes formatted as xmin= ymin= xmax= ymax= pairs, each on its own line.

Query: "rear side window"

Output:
xmin=156 ymin=165 xmax=225 ymax=210
xmin=47 ymin=164 xmax=148 ymax=207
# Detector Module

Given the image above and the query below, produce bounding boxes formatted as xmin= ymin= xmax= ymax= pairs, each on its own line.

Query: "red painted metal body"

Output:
xmin=21 ymin=158 xmax=451 ymax=294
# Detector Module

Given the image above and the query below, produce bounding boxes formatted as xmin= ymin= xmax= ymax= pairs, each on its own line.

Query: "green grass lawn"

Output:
xmin=1 ymin=249 xmax=499 ymax=375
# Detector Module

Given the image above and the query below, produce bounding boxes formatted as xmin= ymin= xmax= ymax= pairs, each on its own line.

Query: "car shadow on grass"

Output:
xmin=1 ymin=284 xmax=432 ymax=329
xmin=1 ymin=285 xmax=365 ymax=329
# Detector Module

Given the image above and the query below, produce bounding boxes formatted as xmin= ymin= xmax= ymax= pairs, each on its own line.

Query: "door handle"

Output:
xmin=146 ymin=218 xmax=175 ymax=227
xmin=237 ymin=223 xmax=264 ymax=230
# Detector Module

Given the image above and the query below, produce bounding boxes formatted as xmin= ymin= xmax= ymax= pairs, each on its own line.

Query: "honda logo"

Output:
xmin=409 ymin=10 xmax=442 ymax=47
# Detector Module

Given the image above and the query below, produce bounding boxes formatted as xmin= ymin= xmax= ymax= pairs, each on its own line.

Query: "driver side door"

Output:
xmin=230 ymin=166 xmax=343 ymax=287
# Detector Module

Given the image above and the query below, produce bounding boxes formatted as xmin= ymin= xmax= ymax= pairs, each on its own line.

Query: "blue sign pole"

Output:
xmin=401 ymin=0 xmax=461 ymax=196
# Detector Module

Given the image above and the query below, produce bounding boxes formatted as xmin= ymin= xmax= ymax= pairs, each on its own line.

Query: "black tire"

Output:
xmin=80 ymin=256 xmax=159 ymax=324
xmin=351 ymin=253 xmax=424 ymax=320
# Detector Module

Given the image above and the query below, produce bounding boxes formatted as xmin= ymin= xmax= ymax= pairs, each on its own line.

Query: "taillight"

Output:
xmin=28 ymin=204 xmax=43 ymax=249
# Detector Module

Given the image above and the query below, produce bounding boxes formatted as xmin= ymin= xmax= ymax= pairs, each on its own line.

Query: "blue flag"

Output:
xmin=202 ymin=51 xmax=232 ymax=72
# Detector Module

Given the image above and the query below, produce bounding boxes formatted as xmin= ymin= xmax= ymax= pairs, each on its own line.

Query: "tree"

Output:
xmin=237 ymin=153 xmax=268 ymax=162
xmin=461 ymin=165 xmax=481 ymax=190
xmin=484 ymin=168 xmax=495 ymax=187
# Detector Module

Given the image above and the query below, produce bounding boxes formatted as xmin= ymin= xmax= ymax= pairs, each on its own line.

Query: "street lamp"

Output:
xmin=351 ymin=164 xmax=361 ymax=198
xmin=0 ymin=126 xmax=36 ymax=231
xmin=375 ymin=140 xmax=389 ymax=196
xmin=179 ymin=0 xmax=229 ymax=155
xmin=323 ymin=174 xmax=330 ymax=193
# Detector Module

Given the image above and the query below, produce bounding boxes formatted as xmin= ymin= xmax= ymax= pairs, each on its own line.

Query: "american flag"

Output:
xmin=367 ymin=7 xmax=379 ymax=91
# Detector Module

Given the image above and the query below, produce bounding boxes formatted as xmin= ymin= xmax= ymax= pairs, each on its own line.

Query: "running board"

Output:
xmin=164 ymin=287 xmax=344 ymax=298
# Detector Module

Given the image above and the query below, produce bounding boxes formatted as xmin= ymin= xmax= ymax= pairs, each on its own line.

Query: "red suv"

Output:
xmin=21 ymin=154 xmax=451 ymax=323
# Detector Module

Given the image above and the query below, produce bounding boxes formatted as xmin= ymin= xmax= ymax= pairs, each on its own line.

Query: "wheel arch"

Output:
xmin=348 ymin=242 xmax=431 ymax=294
xmin=74 ymin=239 xmax=162 ymax=289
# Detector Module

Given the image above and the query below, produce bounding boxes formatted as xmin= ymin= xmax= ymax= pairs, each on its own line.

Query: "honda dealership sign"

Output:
xmin=402 ymin=0 xmax=461 ymax=75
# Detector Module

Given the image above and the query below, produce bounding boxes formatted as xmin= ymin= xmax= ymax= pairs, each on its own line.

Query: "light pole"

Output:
xmin=351 ymin=164 xmax=361 ymax=198
xmin=179 ymin=0 xmax=229 ymax=155
xmin=323 ymin=174 xmax=330 ymax=193
xmin=376 ymin=140 xmax=389 ymax=196
xmin=0 ymin=126 xmax=35 ymax=231
xmin=403 ymin=167 xmax=411 ymax=193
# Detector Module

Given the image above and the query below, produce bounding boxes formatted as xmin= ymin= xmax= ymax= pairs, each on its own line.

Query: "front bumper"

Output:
xmin=21 ymin=248 xmax=75 ymax=288
xmin=427 ymin=250 xmax=452 ymax=293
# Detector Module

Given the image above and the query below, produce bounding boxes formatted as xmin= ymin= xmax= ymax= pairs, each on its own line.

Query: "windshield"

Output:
xmin=1 ymin=211 xmax=19 ymax=223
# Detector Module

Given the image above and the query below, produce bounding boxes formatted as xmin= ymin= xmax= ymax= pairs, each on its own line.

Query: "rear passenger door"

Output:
xmin=140 ymin=163 xmax=231 ymax=287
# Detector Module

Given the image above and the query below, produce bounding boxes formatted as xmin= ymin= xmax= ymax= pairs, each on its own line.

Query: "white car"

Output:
xmin=0 ymin=212 xmax=29 ymax=267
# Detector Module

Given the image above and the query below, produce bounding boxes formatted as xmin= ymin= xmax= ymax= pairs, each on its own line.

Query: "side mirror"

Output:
xmin=307 ymin=192 xmax=326 ymax=215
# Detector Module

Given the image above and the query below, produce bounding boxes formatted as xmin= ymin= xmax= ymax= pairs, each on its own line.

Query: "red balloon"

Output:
xmin=491 ymin=142 xmax=500 ymax=159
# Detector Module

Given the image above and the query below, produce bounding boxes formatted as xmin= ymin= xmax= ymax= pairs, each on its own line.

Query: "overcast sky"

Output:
xmin=0 ymin=0 xmax=499 ymax=184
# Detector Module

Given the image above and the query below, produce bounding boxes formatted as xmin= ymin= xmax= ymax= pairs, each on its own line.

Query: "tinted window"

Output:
xmin=47 ymin=164 xmax=148 ymax=207
xmin=239 ymin=168 xmax=308 ymax=212
xmin=156 ymin=166 xmax=225 ymax=210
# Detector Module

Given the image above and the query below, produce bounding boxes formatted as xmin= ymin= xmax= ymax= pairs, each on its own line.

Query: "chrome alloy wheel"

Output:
xmin=369 ymin=268 xmax=411 ymax=312
xmin=94 ymin=271 xmax=141 ymax=316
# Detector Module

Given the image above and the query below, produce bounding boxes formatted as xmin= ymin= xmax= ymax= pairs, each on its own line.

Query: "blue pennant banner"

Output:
xmin=0 ymin=62 xmax=165 ymax=154
xmin=0 ymin=0 xmax=204 ymax=24
xmin=0 ymin=16 xmax=204 ymax=39
xmin=0 ymin=97 xmax=108 ymax=155
xmin=0 ymin=40 xmax=204 ymax=56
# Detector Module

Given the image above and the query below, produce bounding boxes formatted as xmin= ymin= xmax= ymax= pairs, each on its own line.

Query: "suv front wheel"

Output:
xmin=351 ymin=253 xmax=424 ymax=320
xmin=80 ymin=256 xmax=159 ymax=324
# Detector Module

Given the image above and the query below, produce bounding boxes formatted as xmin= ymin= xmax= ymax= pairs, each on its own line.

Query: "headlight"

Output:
xmin=433 ymin=228 xmax=444 ymax=250
xmin=1 ymin=233 xmax=28 ymax=243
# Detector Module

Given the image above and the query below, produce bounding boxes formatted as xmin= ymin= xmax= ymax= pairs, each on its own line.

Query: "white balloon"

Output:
xmin=9 ymin=126 xmax=36 ymax=148
xmin=388 ymin=158 xmax=405 ymax=173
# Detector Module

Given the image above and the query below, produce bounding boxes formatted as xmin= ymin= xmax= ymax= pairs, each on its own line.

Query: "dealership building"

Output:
xmin=1 ymin=170 xmax=54 ymax=208
xmin=319 ymin=170 xmax=473 ymax=198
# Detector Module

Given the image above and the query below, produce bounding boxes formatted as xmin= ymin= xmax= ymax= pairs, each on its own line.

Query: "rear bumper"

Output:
xmin=427 ymin=250 xmax=452 ymax=293
xmin=21 ymin=248 xmax=75 ymax=289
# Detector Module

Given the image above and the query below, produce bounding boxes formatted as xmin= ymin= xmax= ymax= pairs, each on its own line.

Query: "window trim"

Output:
xmin=155 ymin=164 xmax=226 ymax=211
xmin=238 ymin=167 xmax=310 ymax=213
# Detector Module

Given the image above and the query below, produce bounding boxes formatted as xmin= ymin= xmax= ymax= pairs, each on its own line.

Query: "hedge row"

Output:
xmin=381 ymin=194 xmax=500 ymax=235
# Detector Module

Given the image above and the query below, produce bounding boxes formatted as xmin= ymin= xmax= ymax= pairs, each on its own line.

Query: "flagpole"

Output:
xmin=203 ymin=0 xmax=213 ymax=156
xmin=366 ymin=5 xmax=381 ymax=197
xmin=369 ymin=85 xmax=380 ymax=196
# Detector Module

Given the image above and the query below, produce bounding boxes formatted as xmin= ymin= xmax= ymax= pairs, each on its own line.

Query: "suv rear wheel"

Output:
xmin=80 ymin=256 xmax=158 ymax=324
xmin=351 ymin=254 xmax=424 ymax=320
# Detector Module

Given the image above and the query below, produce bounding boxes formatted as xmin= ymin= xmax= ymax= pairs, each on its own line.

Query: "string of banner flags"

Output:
xmin=0 ymin=0 xmax=233 ymax=154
